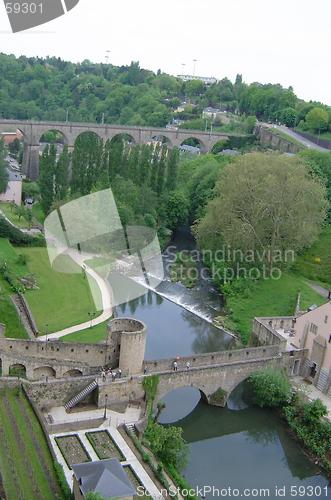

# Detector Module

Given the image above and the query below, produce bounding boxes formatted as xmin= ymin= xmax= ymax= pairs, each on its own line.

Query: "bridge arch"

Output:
xmin=150 ymin=134 xmax=173 ymax=148
xmin=74 ymin=130 xmax=103 ymax=147
xmin=109 ymin=133 xmax=136 ymax=146
xmin=156 ymin=385 xmax=206 ymax=423
xmin=62 ymin=369 xmax=83 ymax=378
xmin=179 ymin=137 xmax=206 ymax=154
xmin=9 ymin=363 xmax=26 ymax=378
xmin=33 ymin=366 xmax=56 ymax=380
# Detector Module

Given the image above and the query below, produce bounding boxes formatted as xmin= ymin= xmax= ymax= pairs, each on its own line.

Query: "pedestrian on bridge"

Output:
xmin=173 ymin=361 xmax=178 ymax=371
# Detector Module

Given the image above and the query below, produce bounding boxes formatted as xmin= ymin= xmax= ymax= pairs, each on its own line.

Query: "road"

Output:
xmin=265 ymin=124 xmax=330 ymax=152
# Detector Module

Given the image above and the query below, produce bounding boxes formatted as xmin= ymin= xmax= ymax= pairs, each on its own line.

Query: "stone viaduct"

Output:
xmin=0 ymin=119 xmax=235 ymax=180
xmin=0 ymin=317 xmax=307 ymax=411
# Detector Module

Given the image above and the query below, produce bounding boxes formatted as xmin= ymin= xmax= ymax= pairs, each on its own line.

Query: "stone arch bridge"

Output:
xmin=0 ymin=119 xmax=235 ymax=180
xmin=20 ymin=344 xmax=306 ymax=411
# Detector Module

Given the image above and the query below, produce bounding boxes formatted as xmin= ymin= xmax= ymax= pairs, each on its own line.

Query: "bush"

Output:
xmin=249 ymin=368 xmax=292 ymax=408
xmin=0 ymin=216 xmax=45 ymax=247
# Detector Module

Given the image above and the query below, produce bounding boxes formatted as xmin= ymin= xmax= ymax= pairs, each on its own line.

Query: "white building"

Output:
xmin=0 ymin=169 xmax=22 ymax=206
xmin=177 ymin=74 xmax=218 ymax=85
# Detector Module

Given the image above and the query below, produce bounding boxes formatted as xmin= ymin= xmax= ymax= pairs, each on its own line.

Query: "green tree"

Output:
xmin=305 ymin=107 xmax=329 ymax=133
xmin=249 ymin=369 xmax=292 ymax=408
xmin=38 ymin=145 xmax=55 ymax=214
xmin=55 ymin=145 xmax=70 ymax=201
xmin=279 ymin=107 xmax=297 ymax=127
xmin=196 ymin=153 xmax=327 ymax=273
xmin=144 ymin=422 xmax=188 ymax=469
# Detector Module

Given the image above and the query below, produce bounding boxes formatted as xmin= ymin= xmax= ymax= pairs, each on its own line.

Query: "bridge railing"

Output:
xmin=144 ymin=345 xmax=280 ymax=373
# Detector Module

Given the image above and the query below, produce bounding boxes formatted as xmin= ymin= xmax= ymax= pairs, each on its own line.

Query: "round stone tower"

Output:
xmin=111 ymin=318 xmax=147 ymax=375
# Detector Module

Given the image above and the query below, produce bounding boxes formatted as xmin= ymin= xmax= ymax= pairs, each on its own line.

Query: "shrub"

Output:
xmin=249 ymin=368 xmax=292 ymax=408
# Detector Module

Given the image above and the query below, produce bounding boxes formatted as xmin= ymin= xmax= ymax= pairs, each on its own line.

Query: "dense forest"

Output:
xmin=0 ymin=53 xmax=330 ymax=133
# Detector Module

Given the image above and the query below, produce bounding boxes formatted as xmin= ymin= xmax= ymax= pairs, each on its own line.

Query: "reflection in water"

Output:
xmin=160 ymin=385 xmax=330 ymax=499
xmin=115 ymin=285 xmax=233 ymax=360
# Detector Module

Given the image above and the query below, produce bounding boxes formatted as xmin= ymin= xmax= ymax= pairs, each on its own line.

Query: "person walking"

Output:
xmin=173 ymin=361 xmax=178 ymax=371
xmin=118 ymin=369 xmax=122 ymax=378
xmin=186 ymin=361 xmax=190 ymax=370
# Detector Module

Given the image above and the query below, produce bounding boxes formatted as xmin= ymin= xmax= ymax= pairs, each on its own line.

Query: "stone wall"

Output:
xmin=144 ymin=345 xmax=280 ymax=373
xmin=251 ymin=317 xmax=292 ymax=349
xmin=256 ymin=126 xmax=303 ymax=154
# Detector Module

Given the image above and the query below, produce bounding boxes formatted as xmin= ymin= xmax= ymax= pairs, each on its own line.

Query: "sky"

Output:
xmin=0 ymin=0 xmax=330 ymax=105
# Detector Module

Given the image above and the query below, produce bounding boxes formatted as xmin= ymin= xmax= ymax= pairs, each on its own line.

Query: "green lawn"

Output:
xmin=292 ymin=227 xmax=331 ymax=287
xmin=0 ymin=388 xmax=63 ymax=500
xmin=0 ymin=238 xmax=29 ymax=339
xmin=226 ymin=271 xmax=326 ymax=343
xmin=0 ymin=202 xmax=30 ymax=229
xmin=18 ymin=247 xmax=102 ymax=333
xmin=62 ymin=319 xmax=109 ymax=343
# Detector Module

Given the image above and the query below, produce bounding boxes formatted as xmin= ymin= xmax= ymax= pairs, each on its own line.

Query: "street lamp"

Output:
xmin=45 ymin=323 xmax=49 ymax=342
xmin=103 ymin=394 xmax=108 ymax=419
xmin=193 ymin=59 xmax=197 ymax=76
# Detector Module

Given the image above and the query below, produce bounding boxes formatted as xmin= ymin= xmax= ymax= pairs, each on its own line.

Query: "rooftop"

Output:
xmin=72 ymin=458 xmax=136 ymax=498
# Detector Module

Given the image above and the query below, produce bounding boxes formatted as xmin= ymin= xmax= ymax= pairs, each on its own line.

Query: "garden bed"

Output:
xmin=55 ymin=434 xmax=91 ymax=469
xmin=86 ymin=430 xmax=125 ymax=461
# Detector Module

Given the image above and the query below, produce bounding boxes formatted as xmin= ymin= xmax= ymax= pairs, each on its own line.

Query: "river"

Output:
xmin=113 ymin=228 xmax=330 ymax=498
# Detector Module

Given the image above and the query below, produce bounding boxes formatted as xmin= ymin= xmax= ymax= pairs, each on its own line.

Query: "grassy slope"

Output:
xmin=62 ymin=320 xmax=109 ymax=343
xmin=225 ymin=229 xmax=331 ymax=343
xmin=0 ymin=388 xmax=63 ymax=500
xmin=292 ymin=227 xmax=331 ymax=287
xmin=18 ymin=247 xmax=102 ymax=333
xmin=227 ymin=272 xmax=325 ymax=343
xmin=0 ymin=238 xmax=28 ymax=338
xmin=0 ymin=202 xmax=30 ymax=229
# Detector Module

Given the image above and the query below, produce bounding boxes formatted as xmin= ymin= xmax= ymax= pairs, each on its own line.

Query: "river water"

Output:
xmin=113 ymin=228 xmax=330 ymax=498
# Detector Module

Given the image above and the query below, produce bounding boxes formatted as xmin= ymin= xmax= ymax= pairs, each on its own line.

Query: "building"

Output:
xmin=177 ymin=74 xmax=218 ymax=85
xmin=0 ymin=168 xmax=22 ymax=205
xmin=253 ymin=301 xmax=331 ymax=396
xmin=1 ymin=130 xmax=23 ymax=145
xmin=72 ymin=459 xmax=136 ymax=500
xmin=291 ymin=302 xmax=331 ymax=394
xmin=202 ymin=107 xmax=222 ymax=120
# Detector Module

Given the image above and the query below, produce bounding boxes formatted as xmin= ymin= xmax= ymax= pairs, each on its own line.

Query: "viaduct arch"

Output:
xmin=0 ymin=119 xmax=233 ymax=179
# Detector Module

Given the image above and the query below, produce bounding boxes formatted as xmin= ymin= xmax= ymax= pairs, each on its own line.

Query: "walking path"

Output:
xmin=1 ymin=208 xmax=113 ymax=339
xmin=49 ymin=407 xmax=163 ymax=499
xmin=307 ymin=281 xmax=330 ymax=299
xmin=39 ymin=248 xmax=113 ymax=341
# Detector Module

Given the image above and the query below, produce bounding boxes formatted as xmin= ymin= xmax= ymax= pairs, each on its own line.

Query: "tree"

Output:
xmin=55 ymin=145 xmax=70 ymax=201
xmin=305 ymin=107 xmax=329 ymax=133
xmin=38 ymin=145 xmax=55 ymax=214
xmin=162 ymin=190 xmax=189 ymax=230
xmin=196 ymin=153 xmax=327 ymax=273
xmin=279 ymin=107 xmax=297 ymax=127
xmin=144 ymin=421 xmax=188 ymax=469
xmin=249 ymin=369 xmax=292 ymax=408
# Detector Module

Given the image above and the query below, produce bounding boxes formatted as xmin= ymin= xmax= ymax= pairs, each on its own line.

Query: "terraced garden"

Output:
xmin=86 ymin=430 xmax=125 ymax=460
xmin=0 ymin=388 xmax=63 ymax=500
xmin=55 ymin=434 xmax=91 ymax=469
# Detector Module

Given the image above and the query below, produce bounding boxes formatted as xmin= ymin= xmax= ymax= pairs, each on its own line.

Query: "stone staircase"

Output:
xmin=64 ymin=379 xmax=98 ymax=411
xmin=316 ymin=368 xmax=329 ymax=392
